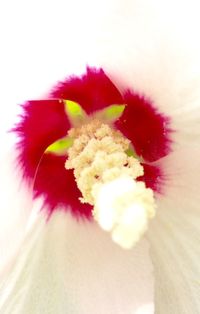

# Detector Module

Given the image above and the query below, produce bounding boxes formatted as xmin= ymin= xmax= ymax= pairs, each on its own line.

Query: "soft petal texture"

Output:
xmin=0 ymin=140 xmax=32 ymax=278
xmin=148 ymin=148 xmax=200 ymax=314
xmin=0 ymin=211 xmax=154 ymax=314
xmin=50 ymin=67 xmax=123 ymax=114
xmin=115 ymin=91 xmax=171 ymax=162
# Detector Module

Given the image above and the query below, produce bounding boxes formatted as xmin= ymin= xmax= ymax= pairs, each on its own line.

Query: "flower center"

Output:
xmin=65 ymin=120 xmax=156 ymax=249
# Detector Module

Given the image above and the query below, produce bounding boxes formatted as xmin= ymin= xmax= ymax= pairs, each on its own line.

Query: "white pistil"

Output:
xmin=65 ymin=120 xmax=156 ymax=249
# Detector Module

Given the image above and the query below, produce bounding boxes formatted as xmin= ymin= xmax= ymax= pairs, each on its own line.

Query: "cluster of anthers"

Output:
xmin=66 ymin=119 xmax=156 ymax=249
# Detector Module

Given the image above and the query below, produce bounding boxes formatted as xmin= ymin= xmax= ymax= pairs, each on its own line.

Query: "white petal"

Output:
xmin=0 ymin=139 xmax=34 ymax=277
xmin=89 ymin=0 xmax=200 ymax=147
xmin=0 ymin=211 xmax=154 ymax=314
xmin=148 ymin=148 xmax=200 ymax=314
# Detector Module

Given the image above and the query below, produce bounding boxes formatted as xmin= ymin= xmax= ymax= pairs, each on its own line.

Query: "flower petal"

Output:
xmin=13 ymin=99 xmax=91 ymax=216
xmin=148 ymin=148 xmax=200 ymax=313
xmin=0 ymin=144 xmax=32 ymax=277
xmin=14 ymin=99 xmax=71 ymax=179
xmin=34 ymin=153 xmax=92 ymax=218
xmin=138 ymin=163 xmax=163 ymax=194
xmin=0 ymin=211 xmax=154 ymax=314
xmin=50 ymin=67 xmax=123 ymax=114
xmin=115 ymin=91 xmax=171 ymax=162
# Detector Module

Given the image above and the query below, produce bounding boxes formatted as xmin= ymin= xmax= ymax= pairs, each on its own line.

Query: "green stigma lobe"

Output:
xmin=46 ymin=102 xmax=127 ymax=155
xmin=95 ymin=104 xmax=126 ymax=123
xmin=45 ymin=137 xmax=73 ymax=155
xmin=64 ymin=100 xmax=87 ymax=124
xmin=105 ymin=104 xmax=126 ymax=119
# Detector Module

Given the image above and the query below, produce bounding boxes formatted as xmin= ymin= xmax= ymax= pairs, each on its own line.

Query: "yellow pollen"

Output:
xmin=65 ymin=120 xmax=156 ymax=249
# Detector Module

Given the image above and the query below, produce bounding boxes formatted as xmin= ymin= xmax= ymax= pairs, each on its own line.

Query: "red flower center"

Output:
xmin=14 ymin=67 xmax=172 ymax=219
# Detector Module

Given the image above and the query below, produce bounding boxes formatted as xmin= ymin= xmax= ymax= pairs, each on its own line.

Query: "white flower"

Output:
xmin=0 ymin=0 xmax=200 ymax=313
